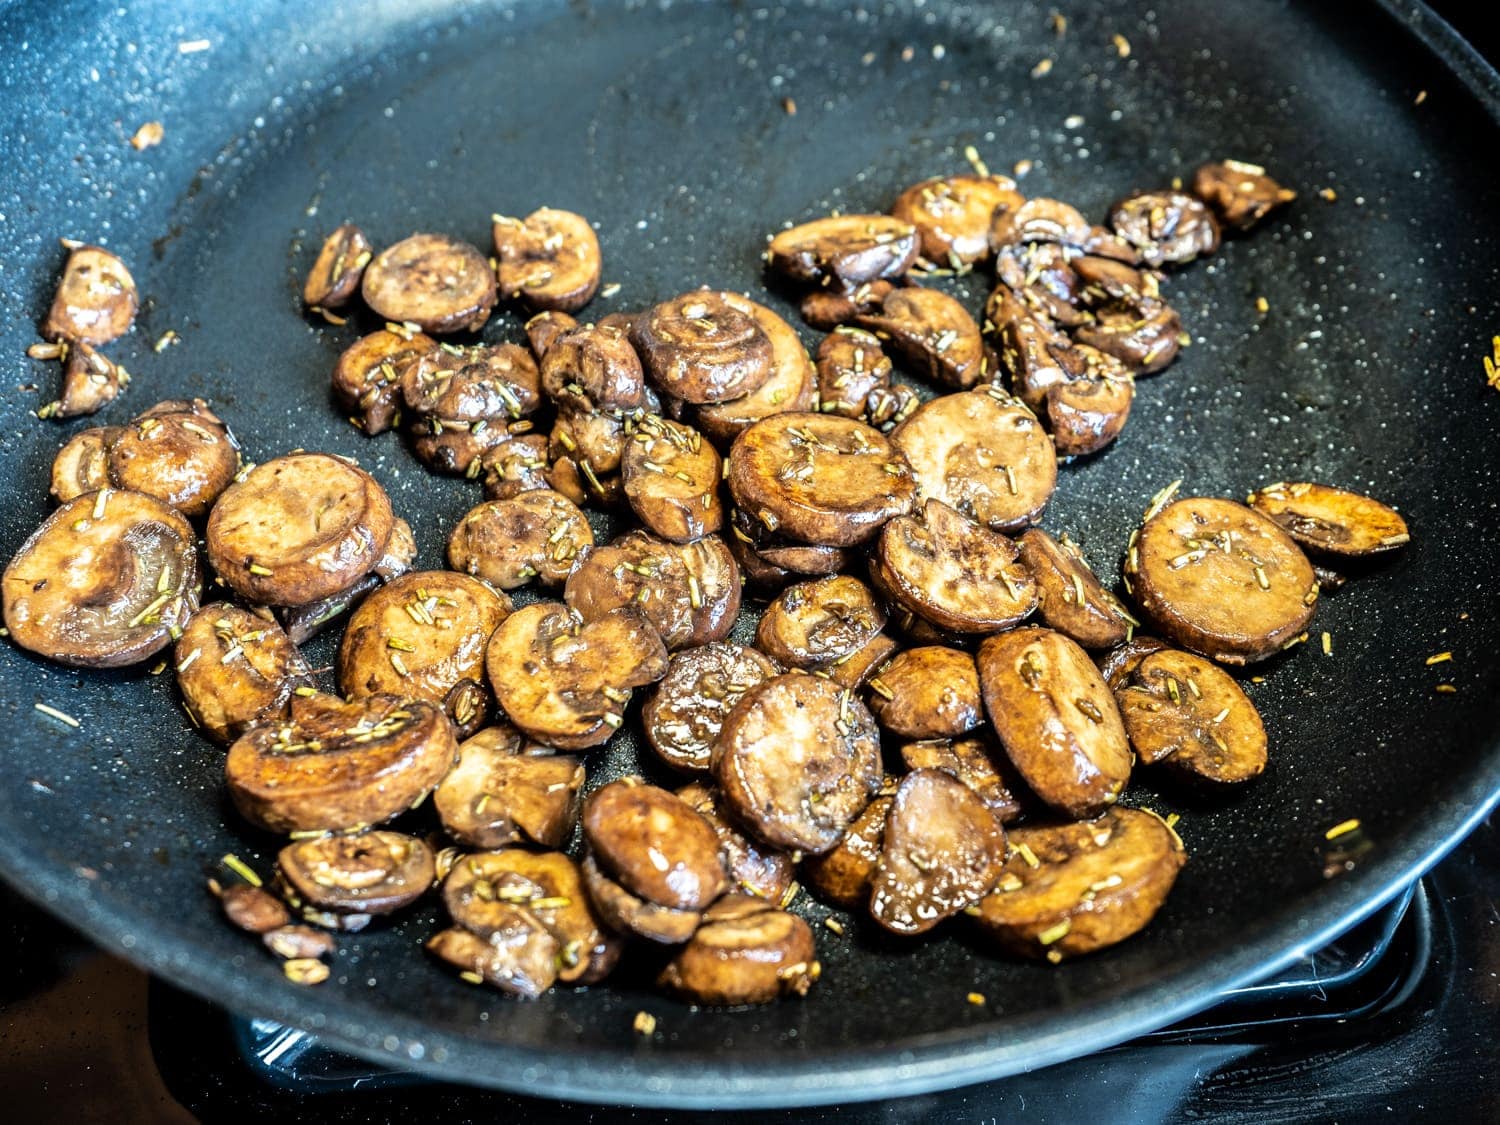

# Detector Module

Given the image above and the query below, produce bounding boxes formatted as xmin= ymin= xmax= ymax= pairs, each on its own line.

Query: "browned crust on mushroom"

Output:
xmin=361 ymin=233 xmax=497 ymax=333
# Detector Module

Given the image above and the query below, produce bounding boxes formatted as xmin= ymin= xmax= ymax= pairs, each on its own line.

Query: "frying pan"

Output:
xmin=0 ymin=0 xmax=1497 ymax=1109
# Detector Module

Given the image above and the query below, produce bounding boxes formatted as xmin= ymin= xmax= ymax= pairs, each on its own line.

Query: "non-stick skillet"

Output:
xmin=0 ymin=0 xmax=1496 ymax=1108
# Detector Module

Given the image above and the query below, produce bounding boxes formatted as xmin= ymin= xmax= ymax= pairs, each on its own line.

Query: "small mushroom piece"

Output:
xmin=815 ymin=328 xmax=892 ymax=419
xmin=277 ymin=830 xmax=436 ymax=916
xmin=224 ymin=692 xmax=457 ymax=833
xmin=631 ymin=291 xmax=774 ymax=404
xmin=435 ymin=724 xmax=584 ymax=848
xmin=3 ymin=489 xmax=199 ymax=668
xmin=539 ymin=323 xmax=644 ymax=413
xmin=1127 ymin=497 xmax=1318 ymax=664
xmin=728 ymin=507 xmax=853 ymax=581
xmin=863 ymin=381 xmax=922 ymax=432
xmin=303 ymin=223 xmax=373 ymax=309
xmin=978 ymin=627 xmax=1132 ymax=818
xmin=990 ymin=286 xmax=1078 ymax=411
xmin=996 ymin=242 xmax=1086 ymax=327
xmin=871 ymin=499 xmax=1038 ymax=634
xmin=622 ymin=415 xmax=724 ymax=541
xmin=1114 ymin=647 xmax=1268 ymax=784
xmin=767 ymin=215 xmax=919 ymax=289
xmin=799 ymin=279 xmax=897 ymax=331
xmin=900 ymin=735 xmax=1026 ymax=822
xmin=973 ymin=807 xmax=1185 ymax=960
xmin=484 ymin=602 xmax=668 ymax=750
xmin=1017 ymin=528 xmax=1133 ymax=649
xmin=331 ymin=328 xmax=436 ymax=435
xmin=479 ymin=431 xmax=554 ymax=500
xmin=217 ymin=883 xmax=292 ymax=935
xmin=43 ymin=244 xmax=138 ymax=344
xmin=106 ymin=399 xmax=240 ymax=518
xmin=448 ymin=490 xmax=593 ymax=589
xmin=694 ymin=298 xmax=818 ymax=445
xmin=1245 ymin=482 xmax=1410 ymax=558
xmin=580 ymin=851 xmax=703 ymax=944
xmin=263 ymin=925 xmax=338 ymax=961
xmin=853 ymin=286 xmax=988 ymax=389
xmin=989 ymin=198 xmax=1091 ymax=250
xmin=175 ymin=603 xmax=311 ymax=742
xmin=657 ymin=898 xmax=817 ymax=1006
xmin=426 ymin=921 xmax=559 ymax=999
xmin=53 ymin=340 xmax=125 ymax=417
xmin=755 ymin=575 xmax=886 ymax=671
xmin=676 ymin=782 xmax=796 ymax=903
xmin=1108 ymin=191 xmax=1220 ymax=267
xmin=401 ymin=342 xmax=543 ymax=423
xmin=1043 ymin=353 xmax=1135 ymax=458
xmin=891 ymin=387 xmax=1057 ymax=533
xmin=548 ymin=406 xmax=626 ymax=505
xmin=1097 ymin=634 xmax=1172 ymax=691
xmin=800 ymin=792 xmax=893 ymax=910
xmin=492 ymin=208 xmax=602 ymax=313
xmin=870 ymin=769 xmax=1007 ymax=935
xmin=524 ymin=310 xmax=579 ymax=362
xmin=713 ymin=672 xmax=883 ymax=855
xmin=206 ymin=453 xmax=396 ymax=608
xmin=868 ymin=646 xmax=982 ymax=739
xmin=361 ymin=233 xmax=497 ymax=334
xmin=49 ymin=426 xmax=118 ymax=503
xmin=890 ymin=173 xmax=1023 ymax=265
xmin=643 ymin=643 xmax=782 ymax=774
xmin=1073 ymin=295 xmax=1182 ymax=375
xmin=583 ymin=780 xmax=729 ymax=911
xmin=1192 ymin=160 xmax=1296 ymax=232
xmin=273 ymin=573 xmax=380 ymax=647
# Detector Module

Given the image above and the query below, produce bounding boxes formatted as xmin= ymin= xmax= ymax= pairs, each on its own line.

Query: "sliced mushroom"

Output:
xmin=800 ymin=791 xmax=892 ymax=910
xmin=900 ymin=735 xmax=1026 ymax=822
xmin=977 ymin=627 xmax=1132 ymax=818
xmin=49 ymin=426 xmax=119 ymax=503
xmin=989 ymin=198 xmax=1091 ymax=250
xmin=825 ymin=630 xmax=899 ymax=692
xmin=1192 ymin=160 xmax=1296 ymax=232
xmin=331 ymin=328 xmax=436 ymax=435
xmin=105 ymin=399 xmax=240 ymax=518
xmin=714 ymin=672 xmax=883 ymax=855
xmin=1114 ymin=647 xmax=1268 ymax=784
xmin=206 ymin=453 xmax=396 ymax=607
xmin=755 ymin=574 xmax=885 ymax=670
xmin=3 ymin=489 xmax=199 ymax=668
xmin=539 ymin=322 xmax=644 ymax=413
xmin=1073 ymin=295 xmax=1182 ymax=375
xmin=890 ymin=174 xmax=1022 ymax=265
xmin=891 ymin=387 xmax=1056 ymax=533
xmin=864 ymin=381 xmax=922 ymax=432
xmin=996 ymin=241 xmax=1086 ymax=328
xmin=853 ymin=286 xmax=988 ymax=389
xmin=872 ymin=499 xmax=1038 ymax=634
xmin=657 ymin=898 xmax=817 ymax=1006
xmin=492 ymin=208 xmax=602 ymax=313
xmin=448 ymin=490 xmax=593 ymax=589
xmin=643 ymin=643 xmax=781 ymax=774
xmin=52 ymin=340 xmax=125 ymax=417
xmin=870 ymin=768 xmax=1007 ymax=935
xmin=726 ymin=510 xmax=851 ymax=588
xmin=622 ymin=415 xmax=723 ymax=541
xmin=1109 ymin=191 xmax=1220 ymax=267
xmin=1245 ymin=482 xmax=1410 ymax=558
xmin=273 ymin=573 xmax=379 ymax=647
xmin=767 ymin=215 xmax=919 ymax=289
xmin=973 ymin=807 xmax=1185 ymax=959
xmin=1097 ymin=635 xmax=1171 ymax=692
xmin=868 ymin=646 xmax=982 ymax=739
xmin=225 ymin=692 xmax=457 ymax=833
xmin=1043 ymin=348 xmax=1135 ymax=459
xmin=216 ymin=883 xmax=292 ymax=935
xmin=584 ymin=780 xmax=729 ymax=911
xmin=360 ymin=233 xmax=497 ymax=333
xmin=631 ymin=290 xmax=774 ymax=404
xmin=1017 ymin=528 xmax=1133 ymax=649
xmin=799 ymin=279 xmax=897 ymax=331
xmin=524 ymin=310 xmax=579 ymax=363
xmin=989 ymin=285 xmax=1078 ymax=411
xmin=484 ymin=602 xmax=668 ymax=750
xmin=303 ymin=223 xmax=373 ymax=309
xmin=581 ymin=851 xmax=702 ymax=944
xmin=694 ymin=298 xmax=818 ymax=444
xmin=815 ymin=327 xmax=891 ymax=419
xmin=675 ymin=782 xmax=796 ymax=903
xmin=175 ymin=603 xmax=311 ymax=742
xmin=43 ymin=244 xmax=138 ymax=344
xmin=1127 ymin=497 xmax=1318 ymax=664
xmin=263 ymin=925 xmax=338 ymax=961
xmin=277 ymin=830 xmax=435 ymax=917
xmin=426 ymin=920 xmax=559 ymax=999
xmin=548 ymin=405 xmax=626 ymax=504
xmin=478 ymin=430 xmax=553 ymax=499
xmin=403 ymin=344 xmax=544 ymax=474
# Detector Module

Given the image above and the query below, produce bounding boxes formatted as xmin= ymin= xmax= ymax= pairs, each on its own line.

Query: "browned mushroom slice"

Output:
xmin=273 ymin=573 xmax=379 ymax=647
xmin=798 ymin=279 xmax=896 ymax=331
xmin=868 ymin=646 xmax=982 ymax=739
xmin=977 ymin=627 xmax=1132 ymax=818
xmin=225 ymin=692 xmax=456 ymax=833
xmin=864 ymin=381 xmax=922 ymax=433
xmin=1017 ymin=528 xmax=1133 ymax=649
xmin=1073 ymin=295 xmax=1182 ymax=375
xmin=728 ymin=412 xmax=915 ymax=547
xmin=1245 ymin=482 xmax=1410 ymax=558
xmin=448 ymin=490 xmax=593 ymax=589
xmin=989 ymin=286 xmax=1078 ymax=411
xmin=853 ymin=286 xmax=988 ymax=389
xmin=303 ymin=223 xmax=373 ymax=309
xmin=631 ymin=290 xmax=774 ymax=404
xmin=492 ymin=208 xmax=602 ymax=313
xmin=277 ymin=831 xmax=435 ymax=917
xmin=1114 ymin=647 xmax=1268 ymax=784
xmin=47 ymin=340 xmax=125 ymax=417
xmin=175 ymin=603 xmax=311 ymax=742
xmin=973 ymin=807 xmax=1185 ymax=960
xmin=1097 ymin=635 xmax=1170 ymax=691
xmin=360 ymin=233 xmax=497 ymax=333
xmin=584 ymin=780 xmax=729 ymax=911
xmin=216 ymin=883 xmax=292 ymax=935
xmin=1109 ymin=191 xmax=1220 ymax=267
xmin=523 ymin=309 xmax=579 ymax=362
xmin=730 ymin=507 xmax=853 ymax=575
xmin=622 ymin=415 xmax=723 ymax=541
xmin=580 ymin=851 xmax=702 ymax=944
xmin=825 ymin=631 xmax=899 ymax=692
xmin=996 ymin=242 xmax=1086 ymax=328
xmin=206 ymin=453 xmax=395 ymax=607
xmin=989 ymin=198 xmax=1091 ymax=250
xmin=643 ymin=643 xmax=781 ymax=774
xmin=676 ymin=782 xmax=796 ymax=903
xmin=50 ymin=426 xmax=118 ymax=503
xmin=263 ymin=925 xmax=339 ymax=961
xmin=714 ymin=672 xmax=883 ymax=855
xmin=106 ymin=400 xmax=240 ymax=518
xmin=402 ymin=342 xmax=543 ymax=421
xmin=891 ymin=387 xmax=1056 ymax=533
xmin=484 ymin=602 xmax=668 ymax=750
xmin=479 ymin=430 xmax=553 ymax=499
xmin=539 ymin=323 xmax=644 ymax=413
xmin=1081 ymin=224 xmax=1145 ymax=264
xmin=1192 ymin=160 xmax=1296 ymax=232
xmin=330 ymin=327 xmax=436 ymax=435
xmin=872 ymin=499 xmax=1038 ymax=634
xmin=43 ymin=244 xmax=138 ymax=344
xmin=767 ymin=215 xmax=919 ymax=289
xmin=695 ymin=298 xmax=818 ymax=444
xmin=1044 ymin=355 xmax=1135 ymax=458
xmin=870 ymin=769 xmax=1007 ymax=935
xmin=427 ymin=921 xmax=559 ymax=999
xmin=890 ymin=174 xmax=1023 ymax=265
xmin=900 ymin=735 xmax=1026 ymax=822
xmin=755 ymin=574 xmax=886 ymax=671
xmin=799 ymin=792 xmax=892 ymax=910
xmin=3 ymin=489 xmax=199 ymax=668
xmin=657 ymin=899 xmax=817 ymax=1006
xmin=1127 ymin=497 xmax=1318 ymax=664
xmin=434 ymin=724 xmax=584 ymax=848
xmin=338 ymin=571 xmax=511 ymax=731
xmin=815 ymin=327 xmax=891 ymax=419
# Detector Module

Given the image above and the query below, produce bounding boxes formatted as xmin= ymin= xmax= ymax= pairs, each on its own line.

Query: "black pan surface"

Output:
xmin=0 ymin=0 xmax=1497 ymax=1108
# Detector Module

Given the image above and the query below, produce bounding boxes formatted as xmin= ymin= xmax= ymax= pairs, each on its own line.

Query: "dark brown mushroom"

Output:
xmin=989 ymin=198 xmax=1091 ymax=250
xmin=492 ymin=208 xmax=602 ymax=313
xmin=1244 ymin=482 xmax=1410 ymax=558
xmin=1191 ymin=160 xmax=1296 ymax=232
xmin=815 ymin=327 xmax=892 ymax=420
xmin=434 ymin=724 xmax=584 ymax=849
xmin=49 ymin=426 xmax=117 ymax=503
xmin=900 ymin=735 xmax=1027 ymax=822
xmin=43 ymin=244 xmax=138 ymax=345
xmin=50 ymin=340 xmax=126 ymax=417
xmin=631 ymin=290 xmax=775 ymax=404
xmin=331 ymin=327 xmax=436 ymax=435
xmin=1108 ymin=191 xmax=1220 ymax=267
xmin=675 ymin=782 xmax=796 ymax=903
xmin=799 ymin=791 xmax=893 ymax=910
xmin=853 ymin=286 xmax=989 ymax=389
xmin=580 ymin=850 xmax=702 ymax=944
xmin=175 ymin=603 xmax=311 ymax=742
xmin=890 ymin=174 xmax=1023 ymax=265
xmin=767 ymin=215 xmax=919 ymax=289
xmin=643 ymin=643 xmax=782 ymax=774
xmin=303 ymin=223 xmax=373 ymax=310
xmin=868 ymin=646 xmax=983 ymax=739
xmin=1017 ymin=528 xmax=1134 ymax=649
xmin=583 ymin=780 xmax=729 ymax=912
xmin=448 ymin=490 xmax=593 ymax=589
xmin=694 ymin=298 xmax=819 ymax=444
xmin=539 ymin=322 xmax=645 ymax=413
xmin=105 ymin=399 xmax=240 ymax=518
xmin=277 ymin=830 xmax=435 ymax=916
xmin=361 ymin=233 xmax=497 ymax=334
xmin=426 ymin=920 xmax=559 ymax=999
xmin=656 ymin=898 xmax=817 ymax=1006
xmin=621 ymin=415 xmax=724 ymax=541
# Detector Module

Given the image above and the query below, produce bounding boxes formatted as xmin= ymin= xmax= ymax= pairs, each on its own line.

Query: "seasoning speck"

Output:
xmin=1013 ymin=158 xmax=1033 ymax=178
xmin=1319 ymin=187 xmax=1338 ymax=202
xmin=1435 ymin=684 xmax=1458 ymax=694
xmin=1425 ymin=651 xmax=1452 ymax=665
xmin=34 ymin=703 xmax=80 ymax=728
xmin=963 ymin=144 xmax=990 ymax=178
xmin=1113 ymin=33 xmax=1131 ymax=58
xmin=1063 ymin=114 xmax=1085 ymax=129
xmin=1321 ymin=631 xmax=1332 ymax=656
xmin=1324 ymin=818 xmax=1361 ymax=841
xmin=1414 ymin=89 xmax=1427 ymax=106
xmin=177 ymin=38 xmax=212 ymax=54
xmin=781 ymin=96 xmax=797 ymax=116
xmin=967 ymin=991 xmax=986 ymax=1005
xmin=824 ymin=917 xmax=845 ymax=935
xmin=130 ymin=121 xmax=165 ymax=151
xmin=632 ymin=1010 xmax=657 ymax=1037
xmin=1031 ymin=57 xmax=1054 ymax=78
xmin=1486 ymin=336 xmax=1500 ymax=392
xmin=284 ymin=958 xmax=330 ymax=986
xmin=1255 ymin=296 xmax=1270 ymax=314
xmin=153 ymin=329 xmax=180 ymax=352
